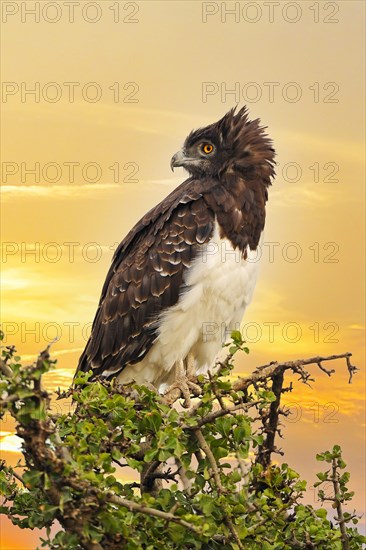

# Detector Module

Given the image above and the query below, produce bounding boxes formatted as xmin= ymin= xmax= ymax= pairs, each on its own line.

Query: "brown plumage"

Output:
xmin=76 ymin=106 xmax=275 ymax=386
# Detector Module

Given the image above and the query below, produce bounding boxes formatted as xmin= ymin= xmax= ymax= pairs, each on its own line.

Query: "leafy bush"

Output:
xmin=0 ymin=331 xmax=364 ymax=549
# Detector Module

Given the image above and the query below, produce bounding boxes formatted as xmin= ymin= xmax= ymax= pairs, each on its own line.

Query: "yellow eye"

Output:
xmin=202 ymin=143 xmax=214 ymax=154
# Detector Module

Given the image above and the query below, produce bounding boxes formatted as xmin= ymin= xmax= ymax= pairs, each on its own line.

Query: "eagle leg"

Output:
xmin=163 ymin=359 xmax=193 ymax=408
xmin=185 ymin=352 xmax=196 ymax=378
xmin=163 ymin=357 xmax=202 ymax=407
xmin=184 ymin=353 xmax=201 ymax=395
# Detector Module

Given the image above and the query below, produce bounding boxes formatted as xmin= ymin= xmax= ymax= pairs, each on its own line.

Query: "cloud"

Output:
xmin=0 ymin=178 xmax=183 ymax=200
xmin=0 ymin=433 xmax=22 ymax=453
xmin=0 ymin=183 xmax=122 ymax=199
xmin=348 ymin=324 xmax=366 ymax=331
xmin=0 ymin=269 xmax=32 ymax=290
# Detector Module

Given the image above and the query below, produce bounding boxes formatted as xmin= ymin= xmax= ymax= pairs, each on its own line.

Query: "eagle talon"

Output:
xmin=187 ymin=379 xmax=201 ymax=396
xmin=163 ymin=376 xmax=202 ymax=407
xmin=174 ymin=377 xmax=191 ymax=409
xmin=180 ymin=382 xmax=192 ymax=408
xmin=163 ymin=377 xmax=192 ymax=407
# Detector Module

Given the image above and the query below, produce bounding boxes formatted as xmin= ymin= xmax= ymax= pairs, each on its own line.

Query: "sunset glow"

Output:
xmin=1 ymin=1 xmax=365 ymax=547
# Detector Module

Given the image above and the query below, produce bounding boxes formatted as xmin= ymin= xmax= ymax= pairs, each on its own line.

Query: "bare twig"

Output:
xmin=140 ymin=460 xmax=163 ymax=495
xmin=52 ymin=426 xmax=73 ymax=463
xmin=175 ymin=458 xmax=193 ymax=494
xmin=11 ymin=469 xmax=26 ymax=487
xmin=255 ymin=371 xmax=284 ymax=470
xmin=105 ymin=493 xmax=201 ymax=535
xmin=316 ymin=361 xmax=335 ymax=377
xmin=346 ymin=355 xmax=359 ymax=383
xmin=186 ymin=400 xmax=258 ymax=429
xmin=330 ymin=458 xmax=350 ymax=550
xmin=194 ymin=428 xmax=224 ymax=493
xmin=208 ymin=371 xmax=227 ymax=410
xmin=0 ymin=463 xmax=26 ymax=488
xmin=194 ymin=428 xmax=244 ymax=549
xmin=232 ymin=353 xmax=355 ymax=393
xmin=0 ymin=394 xmax=19 ymax=407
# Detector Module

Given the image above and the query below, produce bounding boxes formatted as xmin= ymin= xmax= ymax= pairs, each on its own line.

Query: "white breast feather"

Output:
xmin=117 ymin=221 xmax=261 ymax=387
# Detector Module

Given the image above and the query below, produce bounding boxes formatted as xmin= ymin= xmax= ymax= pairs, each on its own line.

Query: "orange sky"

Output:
xmin=1 ymin=1 xmax=365 ymax=547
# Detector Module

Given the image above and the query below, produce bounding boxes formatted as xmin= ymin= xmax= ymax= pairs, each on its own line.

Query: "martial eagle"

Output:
xmin=76 ymin=107 xmax=275 ymax=395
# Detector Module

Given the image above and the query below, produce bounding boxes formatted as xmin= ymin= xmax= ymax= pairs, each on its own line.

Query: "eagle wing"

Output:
xmin=76 ymin=179 xmax=215 ymax=379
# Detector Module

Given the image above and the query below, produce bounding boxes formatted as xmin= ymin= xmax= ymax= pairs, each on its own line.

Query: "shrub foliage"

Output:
xmin=0 ymin=330 xmax=364 ymax=549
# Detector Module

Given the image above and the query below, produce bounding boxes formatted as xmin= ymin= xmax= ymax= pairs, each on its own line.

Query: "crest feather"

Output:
xmin=185 ymin=106 xmax=275 ymax=185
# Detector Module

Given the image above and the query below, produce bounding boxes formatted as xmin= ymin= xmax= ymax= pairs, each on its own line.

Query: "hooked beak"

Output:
xmin=170 ymin=149 xmax=187 ymax=172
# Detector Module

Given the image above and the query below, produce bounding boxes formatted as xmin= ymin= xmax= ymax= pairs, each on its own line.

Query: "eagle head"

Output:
xmin=171 ymin=106 xmax=275 ymax=185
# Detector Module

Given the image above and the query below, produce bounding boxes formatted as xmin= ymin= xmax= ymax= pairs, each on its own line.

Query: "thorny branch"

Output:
xmin=232 ymin=352 xmax=357 ymax=392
